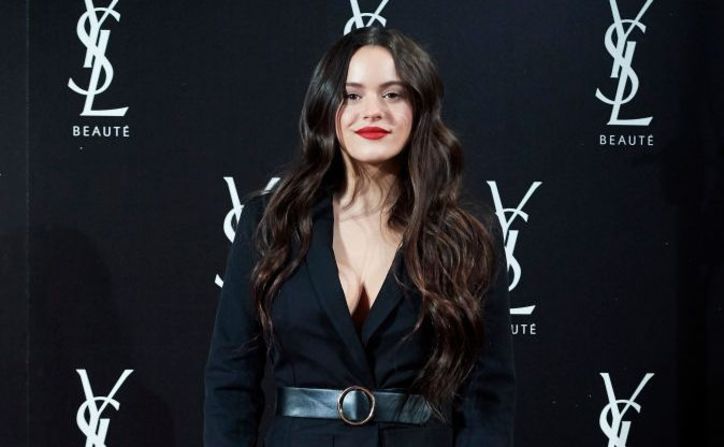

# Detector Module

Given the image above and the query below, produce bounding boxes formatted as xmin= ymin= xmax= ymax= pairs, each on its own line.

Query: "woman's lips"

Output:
xmin=355 ymin=127 xmax=390 ymax=140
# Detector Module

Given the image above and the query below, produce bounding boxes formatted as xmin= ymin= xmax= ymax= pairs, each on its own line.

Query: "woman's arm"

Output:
xmin=203 ymin=194 xmax=267 ymax=447
xmin=453 ymin=214 xmax=517 ymax=447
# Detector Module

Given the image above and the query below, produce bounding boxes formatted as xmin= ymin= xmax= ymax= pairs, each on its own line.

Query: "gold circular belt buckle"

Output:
xmin=337 ymin=385 xmax=376 ymax=426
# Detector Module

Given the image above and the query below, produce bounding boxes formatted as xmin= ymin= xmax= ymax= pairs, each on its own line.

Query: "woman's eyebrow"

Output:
xmin=345 ymin=81 xmax=405 ymax=88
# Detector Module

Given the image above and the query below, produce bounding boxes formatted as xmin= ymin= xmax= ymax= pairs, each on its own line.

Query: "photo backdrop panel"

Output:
xmin=0 ymin=1 xmax=29 ymax=446
xmin=22 ymin=1 xmax=723 ymax=446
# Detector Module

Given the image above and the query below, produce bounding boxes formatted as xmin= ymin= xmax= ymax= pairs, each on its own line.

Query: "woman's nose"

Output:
xmin=363 ymin=96 xmax=384 ymax=119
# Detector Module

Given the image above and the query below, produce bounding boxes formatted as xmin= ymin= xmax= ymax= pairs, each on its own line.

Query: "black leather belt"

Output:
xmin=275 ymin=385 xmax=433 ymax=426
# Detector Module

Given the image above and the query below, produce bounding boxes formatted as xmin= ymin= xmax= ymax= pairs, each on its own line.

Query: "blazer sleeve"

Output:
xmin=452 ymin=215 xmax=516 ymax=447
xmin=203 ymin=195 xmax=267 ymax=447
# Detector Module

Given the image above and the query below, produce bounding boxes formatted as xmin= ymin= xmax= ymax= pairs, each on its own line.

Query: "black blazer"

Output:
xmin=203 ymin=189 xmax=515 ymax=447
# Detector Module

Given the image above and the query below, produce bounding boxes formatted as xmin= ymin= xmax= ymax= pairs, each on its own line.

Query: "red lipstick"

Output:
xmin=355 ymin=126 xmax=390 ymax=140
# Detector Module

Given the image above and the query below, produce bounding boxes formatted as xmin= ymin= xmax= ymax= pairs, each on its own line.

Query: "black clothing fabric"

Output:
xmin=203 ymin=189 xmax=515 ymax=447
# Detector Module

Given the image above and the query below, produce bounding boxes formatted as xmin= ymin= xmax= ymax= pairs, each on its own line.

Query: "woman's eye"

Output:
xmin=343 ymin=91 xmax=404 ymax=102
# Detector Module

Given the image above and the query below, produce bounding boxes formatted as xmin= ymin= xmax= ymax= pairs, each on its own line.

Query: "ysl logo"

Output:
xmin=68 ymin=0 xmax=128 ymax=116
xmin=595 ymin=0 xmax=655 ymax=126
xmin=215 ymin=177 xmax=280 ymax=288
xmin=343 ymin=0 xmax=389 ymax=35
xmin=222 ymin=176 xmax=245 ymax=246
xmin=487 ymin=181 xmax=542 ymax=315
xmin=599 ymin=372 xmax=654 ymax=447
xmin=75 ymin=369 xmax=133 ymax=447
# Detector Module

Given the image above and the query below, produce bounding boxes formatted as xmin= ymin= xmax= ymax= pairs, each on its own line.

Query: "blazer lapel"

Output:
xmin=304 ymin=190 xmax=375 ymax=386
xmin=359 ymin=249 xmax=404 ymax=346
xmin=304 ymin=189 xmax=409 ymax=386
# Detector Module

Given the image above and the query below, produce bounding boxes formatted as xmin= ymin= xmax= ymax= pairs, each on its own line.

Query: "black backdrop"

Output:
xmin=2 ymin=1 xmax=723 ymax=446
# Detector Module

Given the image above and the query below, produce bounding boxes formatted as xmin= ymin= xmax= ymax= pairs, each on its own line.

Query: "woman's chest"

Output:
xmin=267 ymin=258 xmax=433 ymax=386
xmin=331 ymin=213 xmax=404 ymax=331
xmin=270 ymin=261 xmax=427 ymax=347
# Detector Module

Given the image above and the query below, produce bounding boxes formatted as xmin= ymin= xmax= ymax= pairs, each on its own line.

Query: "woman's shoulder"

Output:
xmin=458 ymin=189 xmax=501 ymax=238
xmin=241 ymin=189 xmax=271 ymax=219
xmin=237 ymin=181 xmax=280 ymax=240
xmin=458 ymin=190 xmax=507 ymax=270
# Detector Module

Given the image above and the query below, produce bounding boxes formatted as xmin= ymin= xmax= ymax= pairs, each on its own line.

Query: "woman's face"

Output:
xmin=335 ymin=45 xmax=413 ymax=168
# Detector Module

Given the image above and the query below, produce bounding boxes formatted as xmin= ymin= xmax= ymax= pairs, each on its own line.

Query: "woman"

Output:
xmin=204 ymin=26 xmax=515 ymax=447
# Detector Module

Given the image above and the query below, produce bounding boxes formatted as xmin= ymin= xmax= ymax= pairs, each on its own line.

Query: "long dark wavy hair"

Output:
xmin=243 ymin=26 xmax=497 ymax=418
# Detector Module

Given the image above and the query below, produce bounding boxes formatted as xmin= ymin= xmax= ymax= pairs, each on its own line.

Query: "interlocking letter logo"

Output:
xmin=68 ymin=0 xmax=128 ymax=116
xmin=76 ymin=369 xmax=133 ymax=447
xmin=599 ymin=372 xmax=654 ymax=447
xmin=222 ymin=176 xmax=244 ymax=246
xmin=343 ymin=0 xmax=389 ymax=35
xmin=595 ymin=0 xmax=655 ymax=126
xmin=487 ymin=181 xmax=542 ymax=315
xmin=215 ymin=177 xmax=280 ymax=288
